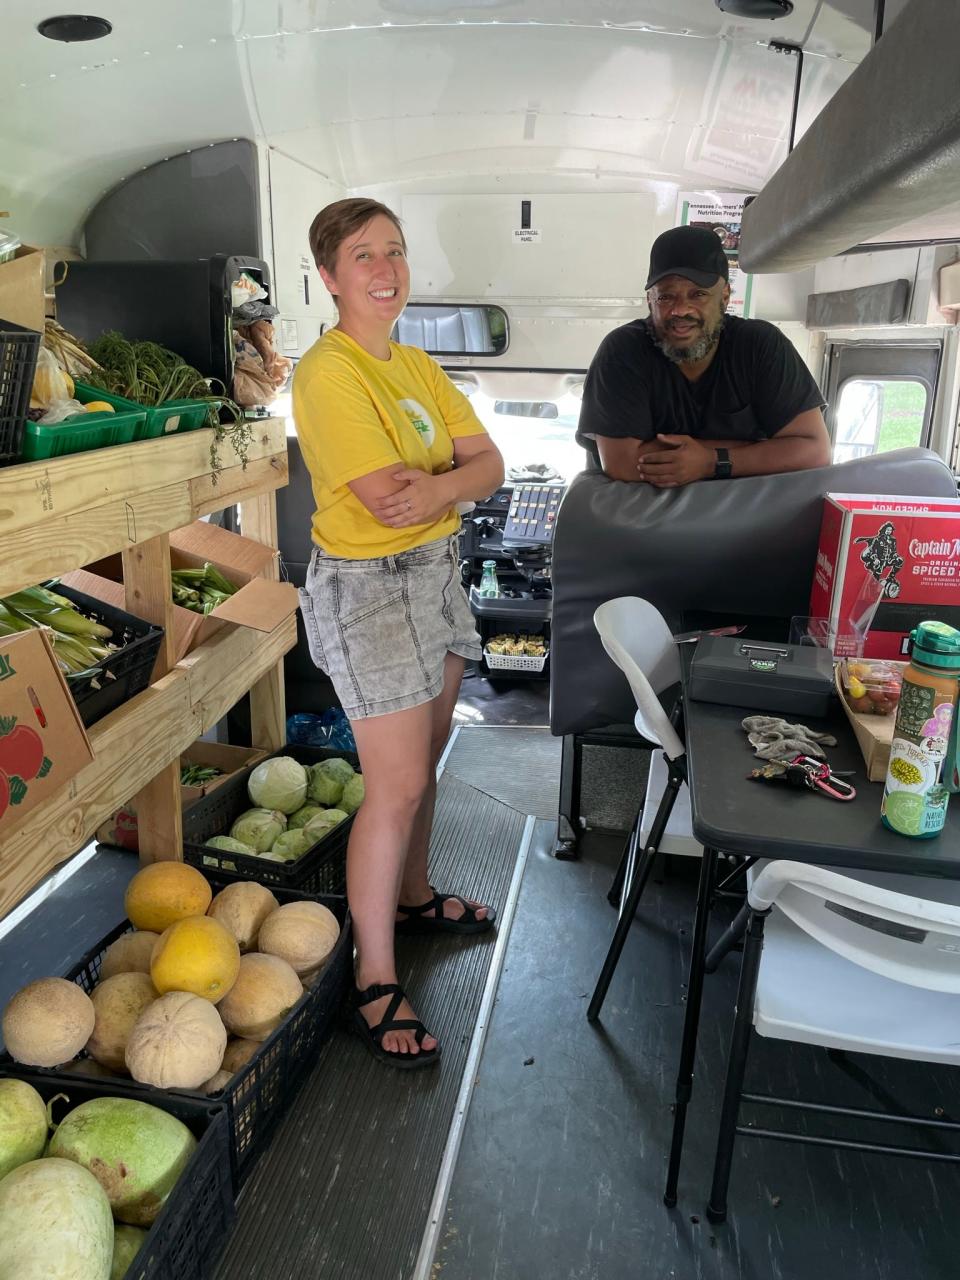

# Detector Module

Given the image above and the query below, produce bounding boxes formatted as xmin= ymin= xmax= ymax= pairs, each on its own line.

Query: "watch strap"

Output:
xmin=713 ymin=447 xmax=732 ymax=479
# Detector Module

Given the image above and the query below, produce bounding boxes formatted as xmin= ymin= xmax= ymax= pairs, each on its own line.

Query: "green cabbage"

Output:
xmin=230 ymin=807 xmax=287 ymax=852
xmin=306 ymin=757 xmax=355 ymax=805
xmin=287 ymin=805 xmax=326 ymax=830
xmin=271 ymin=829 xmax=312 ymax=861
xmin=340 ymin=774 xmax=365 ymax=815
xmin=303 ymin=808 xmax=348 ymax=840
xmin=247 ymin=756 xmax=309 ymax=814
xmin=205 ymin=835 xmax=256 ymax=856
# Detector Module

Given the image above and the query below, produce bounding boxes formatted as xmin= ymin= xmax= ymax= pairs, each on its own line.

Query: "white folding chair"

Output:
xmin=587 ymin=597 xmax=686 ymax=1021
xmin=707 ymin=860 xmax=960 ymax=1223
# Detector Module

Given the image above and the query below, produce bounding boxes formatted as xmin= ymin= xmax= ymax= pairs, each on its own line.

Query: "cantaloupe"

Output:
xmin=0 ymin=1157 xmax=113 ymax=1280
xmin=86 ymin=973 xmax=158 ymax=1073
xmin=125 ymin=990 xmax=227 ymax=1089
xmin=221 ymin=1037 xmax=261 ymax=1074
xmin=124 ymin=863 xmax=212 ymax=933
xmin=201 ymin=1068 xmax=233 ymax=1095
xmin=2 ymin=978 xmax=96 ymax=1068
xmin=256 ymin=900 xmax=340 ymax=976
xmin=150 ymin=916 xmax=240 ymax=1004
xmin=217 ymin=953 xmax=303 ymax=1041
xmin=48 ymin=1095 xmax=196 ymax=1227
xmin=207 ymin=881 xmax=279 ymax=952
xmin=111 ymin=1225 xmax=147 ymax=1280
xmin=0 ymin=1079 xmax=48 ymax=1182
xmin=99 ymin=931 xmax=159 ymax=980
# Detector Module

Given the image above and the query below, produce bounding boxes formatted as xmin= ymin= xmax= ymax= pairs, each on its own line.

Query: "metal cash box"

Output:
xmin=688 ymin=637 xmax=835 ymax=717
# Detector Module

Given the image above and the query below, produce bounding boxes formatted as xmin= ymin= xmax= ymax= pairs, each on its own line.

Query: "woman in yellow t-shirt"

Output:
xmin=294 ymin=198 xmax=505 ymax=1069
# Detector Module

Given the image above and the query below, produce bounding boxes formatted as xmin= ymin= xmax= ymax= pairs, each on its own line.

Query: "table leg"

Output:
xmin=663 ymin=845 xmax=718 ymax=1207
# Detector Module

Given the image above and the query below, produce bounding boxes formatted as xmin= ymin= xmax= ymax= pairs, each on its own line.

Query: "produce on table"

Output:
xmin=0 ymin=1079 xmax=48 ymax=1182
xmin=270 ymin=828 xmax=313 ymax=861
xmin=110 ymin=1225 xmax=147 ymax=1280
xmin=341 ymin=773 xmax=365 ymax=815
xmin=302 ymin=808 xmax=348 ymax=840
xmin=201 ymin=1069 xmax=233 ymax=1096
xmin=841 ymin=658 xmax=903 ymax=717
xmin=204 ymin=834 xmax=254 ymax=857
xmin=124 ymin=991 xmax=227 ymax=1090
xmin=179 ymin=761 xmax=223 ymax=787
xmin=230 ymin=806 xmax=287 ymax=852
xmin=206 ymin=881 xmax=279 ymax=952
xmin=99 ymin=932 xmax=159 ymax=981
xmin=306 ymin=756 xmax=355 ymax=806
xmin=149 ymin=916 xmax=240 ymax=1004
xmin=124 ymin=862 xmax=212 ymax=933
xmin=248 ymin=756 xmax=309 ymax=814
xmin=221 ymin=1037 xmax=261 ymax=1073
xmin=286 ymin=804 xmax=327 ymax=830
xmin=43 ymin=319 xmax=102 ymax=384
xmin=217 ymin=953 xmax=304 ymax=1041
xmin=2 ymin=977 xmax=96 ymax=1068
xmin=0 ymin=1156 xmax=114 ymax=1280
xmin=83 ymin=401 xmax=115 ymax=414
xmin=0 ymin=585 xmax=117 ymax=682
xmin=171 ymin=563 xmax=239 ymax=617
xmin=47 ymin=1095 xmax=196 ymax=1227
xmin=86 ymin=973 xmax=158 ymax=1074
xmin=257 ymin=901 xmax=341 ymax=978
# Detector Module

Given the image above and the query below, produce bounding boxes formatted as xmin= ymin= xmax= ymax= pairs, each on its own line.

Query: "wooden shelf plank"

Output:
xmin=0 ymin=616 xmax=297 ymax=917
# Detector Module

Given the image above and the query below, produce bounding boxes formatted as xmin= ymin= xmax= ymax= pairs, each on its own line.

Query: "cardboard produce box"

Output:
xmin=834 ymin=663 xmax=895 ymax=782
xmin=809 ymin=494 xmax=960 ymax=660
xmin=64 ymin=521 xmax=299 ymax=663
xmin=96 ymin=742 xmax=267 ymax=851
xmin=0 ymin=629 xmax=94 ymax=837
xmin=0 ymin=243 xmax=45 ymax=333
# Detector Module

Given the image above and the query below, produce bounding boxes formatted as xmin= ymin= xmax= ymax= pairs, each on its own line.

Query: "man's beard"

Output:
xmin=652 ymin=314 xmax=725 ymax=365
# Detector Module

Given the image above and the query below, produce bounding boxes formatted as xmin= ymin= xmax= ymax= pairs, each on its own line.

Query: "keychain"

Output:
xmin=748 ymin=754 xmax=856 ymax=801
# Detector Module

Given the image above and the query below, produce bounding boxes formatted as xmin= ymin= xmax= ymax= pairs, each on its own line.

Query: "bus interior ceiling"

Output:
xmin=5 ymin=4 xmax=960 ymax=1280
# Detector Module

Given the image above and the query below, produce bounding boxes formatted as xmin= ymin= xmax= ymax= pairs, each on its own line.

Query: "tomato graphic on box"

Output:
xmin=0 ymin=714 xmax=53 ymax=819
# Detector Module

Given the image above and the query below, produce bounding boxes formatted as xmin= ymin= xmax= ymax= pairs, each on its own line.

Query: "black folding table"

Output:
xmin=665 ymin=647 xmax=960 ymax=1212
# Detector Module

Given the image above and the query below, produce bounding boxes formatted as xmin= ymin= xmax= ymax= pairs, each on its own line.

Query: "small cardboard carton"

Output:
xmin=64 ymin=521 xmax=299 ymax=664
xmin=97 ymin=741 xmax=267 ymax=851
xmin=0 ymin=244 xmax=46 ymax=333
xmin=834 ymin=663 xmax=895 ymax=782
xmin=0 ymin=629 xmax=95 ymax=837
xmin=809 ymin=494 xmax=960 ymax=660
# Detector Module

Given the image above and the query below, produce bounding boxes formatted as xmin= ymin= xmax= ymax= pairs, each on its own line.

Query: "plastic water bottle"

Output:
xmin=479 ymin=560 xmax=499 ymax=598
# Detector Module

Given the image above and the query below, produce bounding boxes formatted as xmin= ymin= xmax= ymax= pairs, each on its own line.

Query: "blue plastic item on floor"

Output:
xmin=287 ymin=710 xmax=357 ymax=752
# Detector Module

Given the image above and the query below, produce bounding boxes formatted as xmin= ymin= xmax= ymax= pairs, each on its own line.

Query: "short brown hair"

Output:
xmin=308 ymin=198 xmax=406 ymax=275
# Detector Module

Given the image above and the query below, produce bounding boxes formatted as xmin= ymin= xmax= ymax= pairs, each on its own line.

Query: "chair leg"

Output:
xmin=607 ymin=808 xmax=641 ymax=908
xmin=706 ymin=909 xmax=768 ymax=1225
xmin=704 ymin=903 xmax=749 ymax=974
xmin=663 ymin=846 xmax=718 ymax=1206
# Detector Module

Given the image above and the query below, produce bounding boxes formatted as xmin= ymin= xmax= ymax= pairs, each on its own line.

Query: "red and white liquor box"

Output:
xmin=809 ymin=494 xmax=960 ymax=659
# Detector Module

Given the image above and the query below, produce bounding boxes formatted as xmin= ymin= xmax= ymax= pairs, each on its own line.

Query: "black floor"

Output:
xmin=456 ymin=669 xmax=550 ymax=727
xmin=436 ymin=832 xmax=960 ymax=1280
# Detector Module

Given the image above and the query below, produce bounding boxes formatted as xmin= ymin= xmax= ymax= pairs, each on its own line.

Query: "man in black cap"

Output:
xmin=576 ymin=225 xmax=830 ymax=485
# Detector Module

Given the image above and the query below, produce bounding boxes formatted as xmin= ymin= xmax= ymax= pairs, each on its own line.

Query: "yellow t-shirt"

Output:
xmin=293 ymin=329 xmax=488 ymax=558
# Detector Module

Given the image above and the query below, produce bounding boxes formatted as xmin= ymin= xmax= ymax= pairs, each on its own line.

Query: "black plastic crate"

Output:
xmin=182 ymin=744 xmax=361 ymax=895
xmin=7 ymin=875 xmax=353 ymax=1190
xmin=0 ymin=1069 xmax=234 ymax=1280
xmin=56 ymin=584 xmax=164 ymax=727
xmin=0 ymin=317 xmax=40 ymax=466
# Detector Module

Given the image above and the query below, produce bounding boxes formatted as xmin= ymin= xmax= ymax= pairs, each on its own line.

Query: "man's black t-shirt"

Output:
xmin=576 ymin=315 xmax=825 ymax=464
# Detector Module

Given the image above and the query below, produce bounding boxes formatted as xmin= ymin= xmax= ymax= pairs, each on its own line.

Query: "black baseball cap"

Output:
xmin=644 ymin=225 xmax=730 ymax=290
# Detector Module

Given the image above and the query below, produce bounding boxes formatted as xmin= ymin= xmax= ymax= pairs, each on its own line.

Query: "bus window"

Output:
xmin=832 ymin=378 xmax=929 ymax=464
xmin=460 ymin=388 xmax=587 ymax=483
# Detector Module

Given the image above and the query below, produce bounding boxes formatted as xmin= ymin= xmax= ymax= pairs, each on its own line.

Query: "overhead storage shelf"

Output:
xmin=738 ymin=0 xmax=960 ymax=274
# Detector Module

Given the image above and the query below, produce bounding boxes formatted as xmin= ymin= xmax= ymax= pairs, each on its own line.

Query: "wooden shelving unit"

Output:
xmin=0 ymin=420 xmax=296 ymax=919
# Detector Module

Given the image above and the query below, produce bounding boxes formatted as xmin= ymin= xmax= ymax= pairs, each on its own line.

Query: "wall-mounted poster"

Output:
xmin=676 ymin=192 xmax=754 ymax=318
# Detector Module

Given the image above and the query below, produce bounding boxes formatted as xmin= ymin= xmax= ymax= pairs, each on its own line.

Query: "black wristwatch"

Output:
xmin=713 ymin=447 xmax=732 ymax=480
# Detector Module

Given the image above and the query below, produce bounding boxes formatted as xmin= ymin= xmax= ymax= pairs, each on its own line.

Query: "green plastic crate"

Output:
xmin=145 ymin=397 xmax=220 ymax=435
xmin=21 ymin=381 xmax=146 ymax=460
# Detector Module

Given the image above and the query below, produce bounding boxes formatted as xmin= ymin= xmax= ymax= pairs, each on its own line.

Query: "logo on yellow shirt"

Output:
xmin=398 ymin=398 xmax=436 ymax=448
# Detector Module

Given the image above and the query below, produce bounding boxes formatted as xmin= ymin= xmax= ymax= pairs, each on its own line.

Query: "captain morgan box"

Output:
xmin=809 ymin=494 xmax=960 ymax=659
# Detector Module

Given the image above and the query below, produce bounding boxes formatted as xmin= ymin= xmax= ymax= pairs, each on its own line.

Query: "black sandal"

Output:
xmin=350 ymin=983 xmax=441 ymax=1070
xmin=395 ymin=889 xmax=496 ymax=936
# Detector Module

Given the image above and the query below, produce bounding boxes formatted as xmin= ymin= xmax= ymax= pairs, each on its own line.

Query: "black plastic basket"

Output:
xmin=0 ymin=1070 xmax=235 ymax=1280
xmin=56 ymin=584 xmax=164 ymax=727
xmin=182 ymin=745 xmax=361 ymax=895
xmin=8 ymin=875 xmax=353 ymax=1190
xmin=0 ymin=317 xmax=40 ymax=466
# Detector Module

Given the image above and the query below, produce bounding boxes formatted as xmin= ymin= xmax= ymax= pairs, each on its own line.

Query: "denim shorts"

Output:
xmin=298 ymin=534 xmax=482 ymax=720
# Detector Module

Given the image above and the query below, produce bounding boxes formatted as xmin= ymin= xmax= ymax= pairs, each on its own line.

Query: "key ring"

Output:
xmin=790 ymin=755 xmax=857 ymax=801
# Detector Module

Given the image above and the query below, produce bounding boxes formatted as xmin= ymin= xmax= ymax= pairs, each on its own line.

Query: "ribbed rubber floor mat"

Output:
xmin=444 ymin=726 xmax=562 ymax=820
xmin=214 ymin=772 xmax=528 ymax=1280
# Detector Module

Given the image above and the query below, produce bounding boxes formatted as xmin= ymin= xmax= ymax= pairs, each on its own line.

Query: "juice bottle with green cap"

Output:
xmin=881 ymin=621 xmax=960 ymax=838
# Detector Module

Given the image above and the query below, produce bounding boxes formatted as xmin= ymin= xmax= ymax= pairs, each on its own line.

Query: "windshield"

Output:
xmin=461 ymin=390 xmax=587 ymax=484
